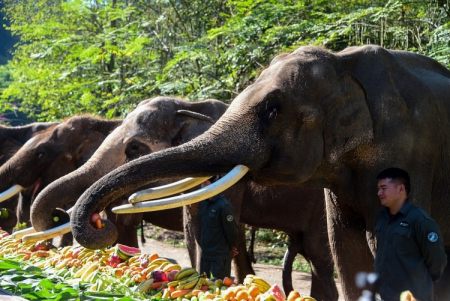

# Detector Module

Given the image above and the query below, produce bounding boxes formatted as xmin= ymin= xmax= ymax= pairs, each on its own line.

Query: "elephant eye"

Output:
xmin=36 ymin=151 xmax=45 ymax=159
xmin=125 ymin=140 xmax=150 ymax=160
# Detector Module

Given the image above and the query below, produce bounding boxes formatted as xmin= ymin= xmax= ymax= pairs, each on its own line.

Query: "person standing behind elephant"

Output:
xmin=375 ymin=167 xmax=447 ymax=301
xmin=199 ymin=180 xmax=239 ymax=280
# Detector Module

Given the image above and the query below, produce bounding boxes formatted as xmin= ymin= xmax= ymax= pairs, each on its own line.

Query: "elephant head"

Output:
xmin=71 ymin=46 xmax=378 ymax=246
xmin=0 ymin=116 xmax=121 ymax=228
xmin=0 ymin=122 xmax=58 ymax=165
xmin=30 ymin=96 xmax=228 ymax=233
xmin=0 ymin=122 xmax=58 ymax=231
xmin=71 ymin=45 xmax=450 ymax=300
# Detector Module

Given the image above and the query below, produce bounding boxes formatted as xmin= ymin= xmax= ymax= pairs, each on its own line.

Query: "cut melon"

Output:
xmin=116 ymin=243 xmax=141 ymax=260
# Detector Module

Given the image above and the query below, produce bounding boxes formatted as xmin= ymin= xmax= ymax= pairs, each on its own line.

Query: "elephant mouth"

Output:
xmin=31 ymin=178 xmax=42 ymax=201
xmin=0 ymin=178 xmax=42 ymax=204
xmin=111 ymin=165 xmax=249 ymax=214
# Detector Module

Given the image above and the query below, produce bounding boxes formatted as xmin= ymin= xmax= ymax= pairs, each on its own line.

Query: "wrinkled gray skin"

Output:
xmin=31 ymin=97 xmax=337 ymax=297
xmin=0 ymin=116 xmax=120 ymax=238
xmin=0 ymin=122 xmax=58 ymax=232
xmin=30 ymin=97 xmax=226 ymax=247
xmin=71 ymin=45 xmax=450 ymax=300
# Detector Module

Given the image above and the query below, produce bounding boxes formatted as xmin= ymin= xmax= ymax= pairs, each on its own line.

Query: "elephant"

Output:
xmin=0 ymin=121 xmax=58 ymax=232
xmin=70 ymin=45 xmax=450 ymax=300
xmin=30 ymin=97 xmax=338 ymax=299
xmin=0 ymin=121 xmax=58 ymax=165
xmin=0 ymin=116 xmax=121 ymax=236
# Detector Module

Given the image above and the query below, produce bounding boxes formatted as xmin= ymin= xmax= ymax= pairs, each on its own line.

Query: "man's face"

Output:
xmin=377 ymin=178 xmax=405 ymax=208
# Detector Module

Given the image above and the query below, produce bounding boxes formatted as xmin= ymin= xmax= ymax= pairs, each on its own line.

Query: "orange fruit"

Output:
xmin=149 ymin=253 xmax=159 ymax=261
xmin=287 ymin=290 xmax=301 ymax=301
xmin=248 ymin=285 xmax=260 ymax=298
xmin=236 ymin=290 xmax=249 ymax=301
xmin=223 ymin=276 xmax=234 ymax=287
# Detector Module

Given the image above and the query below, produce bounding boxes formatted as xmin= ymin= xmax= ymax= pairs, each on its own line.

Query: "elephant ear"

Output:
xmin=72 ymin=131 xmax=106 ymax=165
xmin=324 ymin=73 xmax=373 ymax=163
xmin=174 ymin=110 xmax=216 ymax=145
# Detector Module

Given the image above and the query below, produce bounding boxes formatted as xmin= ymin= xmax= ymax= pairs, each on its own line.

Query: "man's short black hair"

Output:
xmin=376 ymin=167 xmax=410 ymax=194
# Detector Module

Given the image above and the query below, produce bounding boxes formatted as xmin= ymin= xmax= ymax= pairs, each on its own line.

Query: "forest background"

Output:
xmin=0 ymin=0 xmax=448 ymax=121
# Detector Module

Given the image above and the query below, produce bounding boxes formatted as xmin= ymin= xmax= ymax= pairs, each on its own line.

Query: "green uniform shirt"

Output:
xmin=199 ymin=194 xmax=238 ymax=256
xmin=374 ymin=201 xmax=447 ymax=301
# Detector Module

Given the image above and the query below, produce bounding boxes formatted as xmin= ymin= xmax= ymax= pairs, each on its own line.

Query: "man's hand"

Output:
xmin=231 ymin=247 xmax=239 ymax=257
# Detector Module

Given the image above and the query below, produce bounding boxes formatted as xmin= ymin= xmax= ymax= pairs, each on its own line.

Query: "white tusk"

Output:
xmin=11 ymin=227 xmax=36 ymax=239
xmin=12 ymin=206 xmax=74 ymax=240
xmin=113 ymin=165 xmax=249 ymax=214
xmin=0 ymin=185 xmax=24 ymax=203
xmin=129 ymin=177 xmax=211 ymax=204
xmin=22 ymin=222 xmax=71 ymax=243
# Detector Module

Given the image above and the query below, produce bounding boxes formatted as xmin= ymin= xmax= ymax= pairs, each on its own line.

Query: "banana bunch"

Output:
xmin=167 ymin=267 xmax=206 ymax=290
xmin=174 ymin=267 xmax=198 ymax=281
xmin=243 ymin=274 xmax=271 ymax=293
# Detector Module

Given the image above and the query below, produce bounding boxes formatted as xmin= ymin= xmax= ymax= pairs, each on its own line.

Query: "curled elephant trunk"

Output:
xmin=71 ymin=122 xmax=267 ymax=249
xmin=30 ymin=128 xmax=128 ymax=232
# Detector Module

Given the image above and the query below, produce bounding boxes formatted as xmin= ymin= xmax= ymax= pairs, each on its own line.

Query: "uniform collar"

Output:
xmin=383 ymin=199 xmax=413 ymax=218
xmin=398 ymin=199 xmax=413 ymax=216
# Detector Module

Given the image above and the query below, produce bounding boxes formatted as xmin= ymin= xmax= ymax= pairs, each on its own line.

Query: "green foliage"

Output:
xmin=0 ymin=0 xmax=448 ymax=120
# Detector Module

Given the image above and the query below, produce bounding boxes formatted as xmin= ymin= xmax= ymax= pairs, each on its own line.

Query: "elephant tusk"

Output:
xmin=12 ymin=206 xmax=75 ymax=240
xmin=129 ymin=177 xmax=212 ymax=204
xmin=0 ymin=185 xmax=24 ymax=203
xmin=11 ymin=227 xmax=36 ymax=239
xmin=21 ymin=222 xmax=71 ymax=243
xmin=113 ymin=165 xmax=249 ymax=214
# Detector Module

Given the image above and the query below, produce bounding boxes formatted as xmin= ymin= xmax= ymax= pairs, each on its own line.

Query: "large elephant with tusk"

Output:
xmin=0 ymin=121 xmax=58 ymax=232
xmin=29 ymin=96 xmax=338 ymax=299
xmin=70 ymin=45 xmax=450 ymax=301
xmin=0 ymin=116 xmax=121 ymax=237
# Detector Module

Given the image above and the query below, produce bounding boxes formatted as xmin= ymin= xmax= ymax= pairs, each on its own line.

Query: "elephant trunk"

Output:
xmin=30 ymin=130 xmax=127 ymax=231
xmin=71 ymin=117 xmax=268 ymax=249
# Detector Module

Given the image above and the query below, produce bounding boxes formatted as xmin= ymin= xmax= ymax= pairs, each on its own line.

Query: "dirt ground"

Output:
xmin=139 ymin=238 xmax=345 ymax=301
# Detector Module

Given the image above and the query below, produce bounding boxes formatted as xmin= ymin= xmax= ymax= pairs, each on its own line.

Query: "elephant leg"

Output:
xmin=282 ymin=234 xmax=301 ymax=294
xmin=248 ymin=226 xmax=257 ymax=263
xmin=325 ymin=190 xmax=373 ymax=301
xmin=302 ymin=231 xmax=339 ymax=301
xmin=434 ymin=249 xmax=450 ymax=300
xmin=232 ymin=224 xmax=255 ymax=283
xmin=183 ymin=205 xmax=200 ymax=269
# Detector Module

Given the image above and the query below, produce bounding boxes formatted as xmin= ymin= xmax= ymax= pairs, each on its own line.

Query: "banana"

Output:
xmin=157 ymin=261 xmax=170 ymax=270
xmin=135 ymin=278 xmax=154 ymax=293
xmin=81 ymin=263 xmax=99 ymax=282
xmin=193 ymin=276 xmax=206 ymax=290
xmin=178 ymin=276 xmax=200 ymax=290
xmin=175 ymin=267 xmax=198 ymax=280
xmin=162 ymin=263 xmax=182 ymax=272
xmin=86 ymin=270 xmax=99 ymax=283
xmin=167 ymin=280 xmax=180 ymax=287
xmin=73 ymin=262 xmax=94 ymax=278
xmin=148 ymin=258 xmax=169 ymax=266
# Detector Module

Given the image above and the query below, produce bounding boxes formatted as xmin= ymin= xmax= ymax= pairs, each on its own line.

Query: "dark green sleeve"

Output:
xmin=415 ymin=216 xmax=448 ymax=281
xmin=220 ymin=201 xmax=239 ymax=248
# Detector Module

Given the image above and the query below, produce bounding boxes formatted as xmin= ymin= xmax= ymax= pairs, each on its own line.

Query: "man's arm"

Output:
xmin=415 ymin=216 xmax=447 ymax=281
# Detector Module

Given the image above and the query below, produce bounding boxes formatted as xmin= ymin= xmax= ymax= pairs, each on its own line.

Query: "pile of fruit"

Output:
xmin=0 ymin=229 xmax=316 ymax=301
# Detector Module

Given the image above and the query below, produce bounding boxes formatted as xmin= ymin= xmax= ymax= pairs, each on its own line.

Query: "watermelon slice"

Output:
xmin=116 ymin=243 xmax=141 ymax=260
xmin=267 ymin=284 xmax=286 ymax=301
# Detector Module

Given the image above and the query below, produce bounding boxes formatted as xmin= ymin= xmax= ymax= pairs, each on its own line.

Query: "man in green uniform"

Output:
xmin=198 ymin=185 xmax=239 ymax=280
xmin=375 ymin=167 xmax=447 ymax=301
